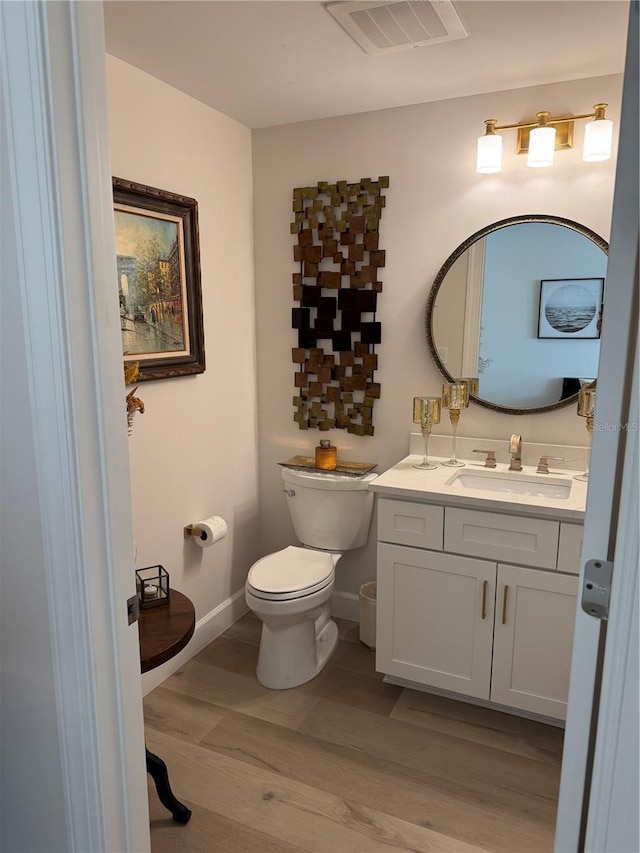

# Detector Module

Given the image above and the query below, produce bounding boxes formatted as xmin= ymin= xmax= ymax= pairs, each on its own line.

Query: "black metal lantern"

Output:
xmin=135 ymin=565 xmax=170 ymax=609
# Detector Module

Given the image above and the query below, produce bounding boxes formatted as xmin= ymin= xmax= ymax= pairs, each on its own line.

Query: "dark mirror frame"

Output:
xmin=425 ymin=214 xmax=608 ymax=415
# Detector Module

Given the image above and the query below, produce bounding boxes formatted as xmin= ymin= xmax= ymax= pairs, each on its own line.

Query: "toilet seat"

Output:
xmin=247 ymin=545 xmax=336 ymax=601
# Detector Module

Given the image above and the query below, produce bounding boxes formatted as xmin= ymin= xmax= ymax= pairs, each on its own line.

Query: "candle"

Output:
xmin=460 ymin=377 xmax=479 ymax=397
xmin=412 ymin=396 xmax=441 ymax=471
xmin=413 ymin=396 xmax=441 ymax=425
xmin=442 ymin=381 xmax=470 ymax=410
xmin=577 ymin=387 xmax=596 ymax=418
xmin=575 ymin=386 xmax=597 ymax=482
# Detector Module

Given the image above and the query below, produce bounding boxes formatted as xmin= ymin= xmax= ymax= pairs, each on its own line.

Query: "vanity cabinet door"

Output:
xmin=491 ymin=564 xmax=578 ymax=720
xmin=376 ymin=543 xmax=496 ymax=699
xmin=557 ymin=523 xmax=584 ymax=575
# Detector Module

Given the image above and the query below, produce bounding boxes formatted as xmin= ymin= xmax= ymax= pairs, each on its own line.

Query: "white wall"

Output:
xmin=107 ymin=57 xmax=258 ymax=629
xmin=252 ymin=74 xmax=622 ymax=598
xmin=479 ymin=223 xmax=606 ymax=406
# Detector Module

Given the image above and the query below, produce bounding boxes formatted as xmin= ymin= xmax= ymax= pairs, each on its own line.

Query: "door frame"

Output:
xmin=461 ymin=239 xmax=486 ymax=377
xmin=554 ymin=3 xmax=639 ymax=850
xmin=585 ymin=335 xmax=638 ymax=851
xmin=1 ymin=2 xmax=149 ymax=849
xmin=2 ymin=1 xmax=637 ymax=850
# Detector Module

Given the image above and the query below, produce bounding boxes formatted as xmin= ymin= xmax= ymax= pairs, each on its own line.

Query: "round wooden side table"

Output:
xmin=139 ymin=589 xmax=195 ymax=825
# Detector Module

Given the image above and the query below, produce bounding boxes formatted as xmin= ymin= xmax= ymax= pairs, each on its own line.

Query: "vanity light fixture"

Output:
xmin=582 ymin=104 xmax=614 ymax=162
xmin=527 ymin=112 xmax=556 ymax=168
xmin=476 ymin=104 xmax=613 ymax=174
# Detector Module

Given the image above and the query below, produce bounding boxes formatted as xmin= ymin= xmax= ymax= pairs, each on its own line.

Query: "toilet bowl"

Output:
xmin=245 ymin=467 xmax=377 ymax=689
xmin=246 ymin=546 xmax=340 ymax=689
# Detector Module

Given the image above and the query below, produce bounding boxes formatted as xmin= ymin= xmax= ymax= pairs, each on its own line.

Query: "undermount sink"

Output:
xmin=446 ymin=469 xmax=572 ymax=500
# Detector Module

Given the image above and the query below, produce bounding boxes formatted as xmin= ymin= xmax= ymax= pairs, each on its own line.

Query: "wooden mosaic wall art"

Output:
xmin=290 ymin=177 xmax=389 ymax=436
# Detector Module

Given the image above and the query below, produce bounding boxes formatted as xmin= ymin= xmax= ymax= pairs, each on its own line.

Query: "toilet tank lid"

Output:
xmin=281 ymin=468 xmax=377 ymax=491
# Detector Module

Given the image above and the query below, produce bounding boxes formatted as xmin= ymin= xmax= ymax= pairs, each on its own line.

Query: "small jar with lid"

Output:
xmin=315 ymin=439 xmax=337 ymax=470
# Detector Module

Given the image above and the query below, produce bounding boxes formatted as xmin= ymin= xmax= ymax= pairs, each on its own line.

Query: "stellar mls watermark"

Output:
xmin=593 ymin=422 xmax=639 ymax=432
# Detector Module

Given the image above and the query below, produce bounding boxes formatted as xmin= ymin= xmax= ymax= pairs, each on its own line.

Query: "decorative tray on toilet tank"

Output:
xmin=279 ymin=457 xmax=378 ymax=477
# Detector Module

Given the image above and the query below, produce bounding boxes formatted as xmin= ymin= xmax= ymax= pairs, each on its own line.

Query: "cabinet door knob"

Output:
xmin=481 ymin=580 xmax=488 ymax=620
xmin=502 ymin=585 xmax=510 ymax=625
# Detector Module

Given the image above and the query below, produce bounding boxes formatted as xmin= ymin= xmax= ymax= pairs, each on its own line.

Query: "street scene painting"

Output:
xmin=113 ymin=178 xmax=205 ymax=381
xmin=115 ymin=206 xmax=188 ymax=358
xmin=538 ymin=277 xmax=604 ymax=339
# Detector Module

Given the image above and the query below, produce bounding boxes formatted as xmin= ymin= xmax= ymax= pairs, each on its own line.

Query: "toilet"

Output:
xmin=245 ymin=467 xmax=377 ymax=689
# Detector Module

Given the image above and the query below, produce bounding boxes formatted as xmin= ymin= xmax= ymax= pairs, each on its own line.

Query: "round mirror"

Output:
xmin=425 ymin=215 xmax=608 ymax=415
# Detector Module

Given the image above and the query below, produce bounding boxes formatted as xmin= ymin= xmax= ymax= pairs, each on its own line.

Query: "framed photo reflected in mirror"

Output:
xmin=538 ymin=277 xmax=604 ymax=340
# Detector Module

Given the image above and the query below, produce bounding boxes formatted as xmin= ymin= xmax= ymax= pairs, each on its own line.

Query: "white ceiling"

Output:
xmin=103 ymin=1 xmax=629 ymax=129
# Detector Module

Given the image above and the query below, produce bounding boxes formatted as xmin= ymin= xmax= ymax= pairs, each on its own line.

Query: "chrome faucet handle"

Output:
xmin=536 ymin=456 xmax=565 ymax=474
xmin=472 ymin=449 xmax=497 ymax=469
xmin=508 ymin=434 xmax=523 ymax=471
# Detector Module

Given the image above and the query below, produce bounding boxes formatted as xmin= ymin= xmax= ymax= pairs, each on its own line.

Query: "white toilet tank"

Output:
xmin=281 ymin=467 xmax=377 ymax=551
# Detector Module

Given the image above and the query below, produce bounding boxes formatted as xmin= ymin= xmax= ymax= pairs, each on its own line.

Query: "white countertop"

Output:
xmin=370 ymin=454 xmax=588 ymax=522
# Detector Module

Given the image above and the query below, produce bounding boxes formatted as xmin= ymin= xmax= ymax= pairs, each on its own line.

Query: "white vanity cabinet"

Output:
xmin=377 ymin=543 xmax=496 ymax=699
xmin=376 ymin=497 xmax=580 ymax=721
xmin=491 ymin=564 xmax=578 ymax=718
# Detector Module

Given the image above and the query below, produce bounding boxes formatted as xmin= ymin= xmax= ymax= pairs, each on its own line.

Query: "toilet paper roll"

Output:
xmin=193 ymin=516 xmax=227 ymax=548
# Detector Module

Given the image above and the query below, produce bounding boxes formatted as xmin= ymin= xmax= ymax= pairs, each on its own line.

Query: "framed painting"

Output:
xmin=538 ymin=277 xmax=604 ymax=339
xmin=113 ymin=177 xmax=205 ymax=381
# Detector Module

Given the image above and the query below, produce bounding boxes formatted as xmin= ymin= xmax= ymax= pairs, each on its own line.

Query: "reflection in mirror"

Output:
xmin=426 ymin=215 xmax=608 ymax=415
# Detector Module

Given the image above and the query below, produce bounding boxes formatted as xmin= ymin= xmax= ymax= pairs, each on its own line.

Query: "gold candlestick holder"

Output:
xmin=441 ymin=381 xmax=470 ymax=467
xmin=575 ymin=386 xmax=596 ymax=481
xmin=460 ymin=377 xmax=480 ymax=398
xmin=412 ymin=397 xmax=441 ymax=470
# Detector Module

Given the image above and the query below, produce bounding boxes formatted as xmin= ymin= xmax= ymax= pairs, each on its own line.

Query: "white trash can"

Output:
xmin=359 ymin=581 xmax=377 ymax=649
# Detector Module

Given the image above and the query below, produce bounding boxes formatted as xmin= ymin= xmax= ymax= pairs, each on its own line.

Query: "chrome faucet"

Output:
xmin=508 ymin=434 xmax=523 ymax=471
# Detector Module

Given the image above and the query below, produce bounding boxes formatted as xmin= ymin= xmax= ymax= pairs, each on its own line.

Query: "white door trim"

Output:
xmin=1 ymin=2 xmax=149 ymax=850
xmin=555 ymin=4 xmax=639 ymax=850
xmin=585 ymin=344 xmax=638 ymax=852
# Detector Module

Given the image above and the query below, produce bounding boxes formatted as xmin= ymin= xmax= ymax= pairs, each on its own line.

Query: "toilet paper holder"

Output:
xmin=184 ymin=524 xmax=205 ymax=539
xmin=184 ymin=516 xmax=228 ymax=547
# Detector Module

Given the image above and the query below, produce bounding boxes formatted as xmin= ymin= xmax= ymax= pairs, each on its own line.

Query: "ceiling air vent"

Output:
xmin=326 ymin=0 xmax=468 ymax=55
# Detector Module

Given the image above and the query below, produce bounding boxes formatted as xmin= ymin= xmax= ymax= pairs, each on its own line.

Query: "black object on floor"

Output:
xmin=146 ymin=748 xmax=192 ymax=824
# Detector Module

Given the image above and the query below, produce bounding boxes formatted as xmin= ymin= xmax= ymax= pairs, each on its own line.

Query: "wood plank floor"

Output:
xmin=144 ymin=613 xmax=563 ymax=853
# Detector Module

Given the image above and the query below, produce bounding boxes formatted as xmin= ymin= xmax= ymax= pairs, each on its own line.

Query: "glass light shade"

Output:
xmin=583 ymin=118 xmax=613 ymax=162
xmin=476 ymin=133 xmax=502 ymax=173
xmin=527 ymin=126 xmax=556 ymax=168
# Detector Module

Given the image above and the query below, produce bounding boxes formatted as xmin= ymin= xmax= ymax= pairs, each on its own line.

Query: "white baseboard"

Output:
xmin=141 ymin=587 xmax=248 ymax=696
xmin=331 ymin=590 xmax=359 ymax=622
